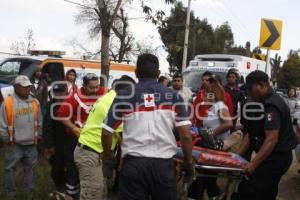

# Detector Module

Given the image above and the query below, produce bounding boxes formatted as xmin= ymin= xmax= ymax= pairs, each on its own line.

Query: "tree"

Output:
xmin=277 ymin=50 xmax=300 ymax=88
xmin=228 ymin=45 xmax=246 ymax=56
xmin=158 ymin=2 xmax=238 ymax=73
xmin=213 ymin=22 xmax=234 ymax=54
xmin=135 ymin=36 xmax=161 ymax=55
xmin=158 ymin=2 xmax=216 ymax=73
xmin=110 ymin=8 xmax=134 ymax=63
xmin=75 ymin=0 xmax=175 ymax=85
xmin=270 ymin=53 xmax=282 ymax=83
xmin=10 ymin=29 xmax=36 ymax=55
xmin=76 ymin=0 xmax=124 ymax=86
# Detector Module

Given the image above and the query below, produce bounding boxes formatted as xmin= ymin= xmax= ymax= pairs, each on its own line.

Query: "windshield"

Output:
xmin=183 ymin=70 xmax=227 ymax=93
xmin=0 ymin=59 xmax=41 ymax=85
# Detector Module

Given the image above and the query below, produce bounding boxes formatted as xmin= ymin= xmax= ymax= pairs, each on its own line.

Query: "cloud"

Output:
xmin=192 ymin=0 xmax=224 ymax=9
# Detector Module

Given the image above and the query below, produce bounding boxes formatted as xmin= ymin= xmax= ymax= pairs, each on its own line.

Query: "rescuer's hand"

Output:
xmin=181 ymin=161 xmax=195 ymax=185
xmin=44 ymin=147 xmax=55 ymax=159
xmin=102 ymin=151 xmax=116 ymax=179
xmin=244 ymin=162 xmax=256 ymax=175
xmin=72 ymin=126 xmax=81 ymax=138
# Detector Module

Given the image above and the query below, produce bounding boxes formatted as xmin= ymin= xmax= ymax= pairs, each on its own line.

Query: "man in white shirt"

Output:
xmin=172 ymin=73 xmax=193 ymax=107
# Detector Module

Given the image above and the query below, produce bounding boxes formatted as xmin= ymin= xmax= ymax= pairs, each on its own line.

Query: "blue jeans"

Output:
xmin=4 ymin=144 xmax=38 ymax=197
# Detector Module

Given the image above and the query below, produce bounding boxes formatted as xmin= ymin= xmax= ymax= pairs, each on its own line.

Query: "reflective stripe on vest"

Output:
xmin=4 ymin=96 xmax=39 ymax=145
xmin=73 ymin=93 xmax=92 ymax=114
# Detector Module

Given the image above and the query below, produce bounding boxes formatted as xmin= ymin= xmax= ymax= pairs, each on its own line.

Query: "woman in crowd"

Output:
xmin=30 ymin=68 xmax=48 ymax=114
xmin=65 ymin=69 xmax=78 ymax=94
xmin=189 ymin=79 xmax=233 ymax=200
xmin=284 ymin=87 xmax=298 ymax=120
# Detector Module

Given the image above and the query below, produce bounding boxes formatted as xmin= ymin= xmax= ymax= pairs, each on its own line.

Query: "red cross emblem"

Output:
xmin=144 ymin=94 xmax=155 ymax=107
xmin=146 ymin=95 xmax=153 ymax=102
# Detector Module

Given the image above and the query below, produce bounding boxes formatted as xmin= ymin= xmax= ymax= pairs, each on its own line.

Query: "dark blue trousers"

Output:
xmin=231 ymin=151 xmax=293 ymax=200
xmin=118 ymin=156 xmax=176 ymax=200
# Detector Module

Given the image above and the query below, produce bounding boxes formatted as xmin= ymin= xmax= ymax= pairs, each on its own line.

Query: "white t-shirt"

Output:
xmin=177 ymin=87 xmax=193 ymax=105
xmin=203 ymin=101 xmax=230 ymax=140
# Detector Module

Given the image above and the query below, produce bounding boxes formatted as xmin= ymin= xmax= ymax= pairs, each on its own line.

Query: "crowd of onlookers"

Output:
xmin=0 ymin=53 xmax=299 ymax=200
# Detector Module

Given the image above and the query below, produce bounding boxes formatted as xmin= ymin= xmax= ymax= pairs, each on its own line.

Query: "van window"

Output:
xmin=0 ymin=60 xmax=21 ymax=84
xmin=42 ymin=62 xmax=65 ymax=85
xmin=198 ymin=58 xmax=234 ymax=62
xmin=0 ymin=59 xmax=41 ymax=85
xmin=183 ymin=71 xmax=227 ymax=93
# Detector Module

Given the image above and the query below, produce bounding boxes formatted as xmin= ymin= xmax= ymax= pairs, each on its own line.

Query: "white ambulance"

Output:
xmin=182 ymin=54 xmax=268 ymax=92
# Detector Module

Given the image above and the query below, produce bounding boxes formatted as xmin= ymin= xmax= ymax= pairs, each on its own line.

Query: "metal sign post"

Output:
xmin=265 ymin=49 xmax=270 ymax=74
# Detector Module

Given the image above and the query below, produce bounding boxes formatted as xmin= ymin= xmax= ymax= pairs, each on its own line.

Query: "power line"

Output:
xmin=62 ymin=0 xmax=93 ymax=9
xmin=221 ymin=0 xmax=257 ymax=42
xmin=127 ymin=5 xmax=144 ymax=14
xmin=206 ymin=1 xmax=255 ymax=45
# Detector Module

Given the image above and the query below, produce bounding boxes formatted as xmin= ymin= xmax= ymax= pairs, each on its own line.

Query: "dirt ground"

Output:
xmin=277 ymin=152 xmax=300 ymax=200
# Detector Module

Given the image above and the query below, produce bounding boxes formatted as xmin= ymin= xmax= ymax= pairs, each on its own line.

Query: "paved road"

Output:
xmin=278 ymin=153 xmax=300 ymax=200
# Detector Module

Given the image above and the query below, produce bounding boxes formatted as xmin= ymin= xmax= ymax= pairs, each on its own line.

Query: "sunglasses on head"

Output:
xmin=84 ymin=73 xmax=98 ymax=80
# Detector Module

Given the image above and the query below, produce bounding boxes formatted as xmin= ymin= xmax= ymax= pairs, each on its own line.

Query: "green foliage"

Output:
xmin=277 ymin=50 xmax=300 ymax=88
xmin=157 ymin=1 xmax=245 ymax=74
xmin=228 ymin=45 xmax=246 ymax=56
xmin=213 ymin=22 xmax=234 ymax=53
xmin=270 ymin=53 xmax=282 ymax=82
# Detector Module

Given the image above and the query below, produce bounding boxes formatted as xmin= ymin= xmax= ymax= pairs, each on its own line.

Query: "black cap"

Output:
xmin=52 ymin=83 xmax=67 ymax=93
xmin=246 ymin=70 xmax=269 ymax=89
xmin=172 ymin=73 xmax=183 ymax=80
xmin=112 ymin=75 xmax=136 ymax=91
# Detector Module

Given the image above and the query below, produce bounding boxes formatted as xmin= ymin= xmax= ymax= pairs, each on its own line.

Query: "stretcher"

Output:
xmin=194 ymin=164 xmax=246 ymax=200
xmin=175 ymin=147 xmax=248 ymax=200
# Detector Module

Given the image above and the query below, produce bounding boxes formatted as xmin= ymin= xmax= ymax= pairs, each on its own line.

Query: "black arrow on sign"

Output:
xmin=263 ymin=20 xmax=280 ymax=47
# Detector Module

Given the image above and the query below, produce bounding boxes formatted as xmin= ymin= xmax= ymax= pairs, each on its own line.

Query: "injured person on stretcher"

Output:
xmin=175 ymin=128 xmax=246 ymax=200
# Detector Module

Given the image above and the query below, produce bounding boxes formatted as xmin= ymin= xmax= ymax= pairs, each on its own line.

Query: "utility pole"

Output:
xmin=181 ymin=0 xmax=192 ymax=73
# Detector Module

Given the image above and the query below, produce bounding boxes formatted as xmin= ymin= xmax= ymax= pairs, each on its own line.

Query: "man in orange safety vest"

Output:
xmin=0 ymin=75 xmax=42 ymax=199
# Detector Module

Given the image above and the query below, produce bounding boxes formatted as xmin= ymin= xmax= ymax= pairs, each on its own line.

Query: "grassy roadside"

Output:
xmin=0 ymin=148 xmax=54 ymax=200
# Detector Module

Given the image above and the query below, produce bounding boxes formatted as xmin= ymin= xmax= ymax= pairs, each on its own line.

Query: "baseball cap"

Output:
xmin=14 ymin=75 xmax=32 ymax=87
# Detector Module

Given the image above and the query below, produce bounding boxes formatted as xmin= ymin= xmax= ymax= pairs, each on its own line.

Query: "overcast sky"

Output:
xmin=1 ymin=0 xmax=300 ymax=73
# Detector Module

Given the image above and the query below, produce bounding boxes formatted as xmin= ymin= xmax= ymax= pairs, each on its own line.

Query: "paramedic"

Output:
xmin=232 ymin=70 xmax=297 ymax=200
xmin=56 ymin=73 xmax=106 ymax=199
xmin=101 ymin=53 xmax=193 ymax=200
xmin=74 ymin=75 xmax=135 ymax=200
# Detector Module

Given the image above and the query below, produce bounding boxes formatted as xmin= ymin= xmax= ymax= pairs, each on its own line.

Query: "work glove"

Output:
xmin=180 ymin=161 xmax=195 ymax=187
xmin=102 ymin=154 xmax=116 ymax=179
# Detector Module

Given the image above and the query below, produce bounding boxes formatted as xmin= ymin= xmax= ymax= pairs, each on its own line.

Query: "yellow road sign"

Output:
xmin=252 ymin=54 xmax=266 ymax=61
xmin=259 ymin=18 xmax=282 ymax=50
